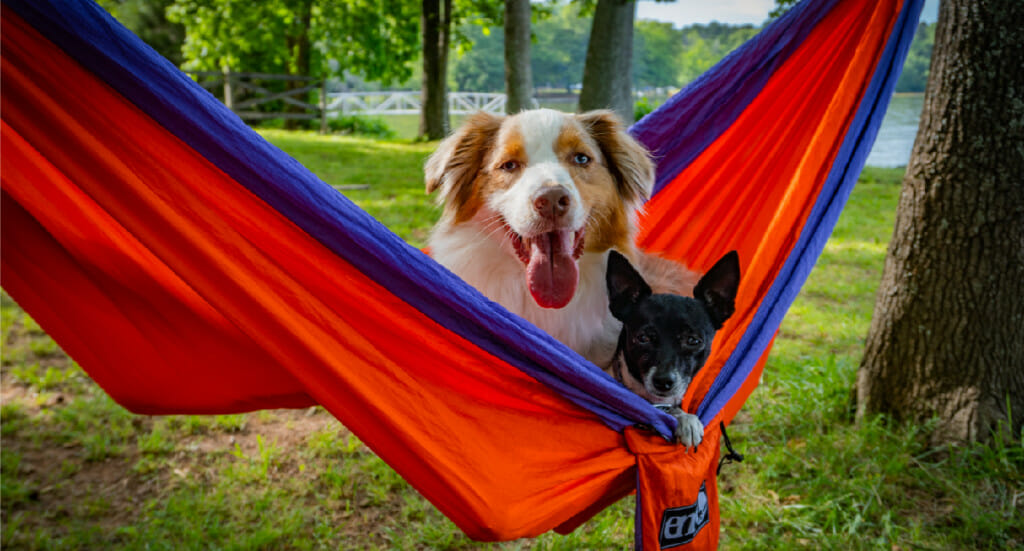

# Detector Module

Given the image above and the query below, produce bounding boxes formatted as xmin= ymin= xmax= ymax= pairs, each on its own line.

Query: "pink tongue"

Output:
xmin=526 ymin=230 xmax=579 ymax=309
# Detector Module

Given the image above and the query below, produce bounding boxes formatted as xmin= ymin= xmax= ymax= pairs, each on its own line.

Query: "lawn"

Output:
xmin=1 ymin=131 xmax=1020 ymax=550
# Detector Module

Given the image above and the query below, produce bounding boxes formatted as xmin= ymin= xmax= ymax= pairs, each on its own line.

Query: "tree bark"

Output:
xmin=504 ymin=0 xmax=533 ymax=114
xmin=284 ymin=0 xmax=313 ymax=130
xmin=857 ymin=0 xmax=1024 ymax=445
xmin=419 ymin=0 xmax=451 ymax=140
xmin=578 ymin=0 xmax=635 ymax=123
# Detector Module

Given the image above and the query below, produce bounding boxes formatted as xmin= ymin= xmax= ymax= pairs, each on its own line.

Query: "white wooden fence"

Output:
xmin=326 ymin=91 xmax=514 ymax=116
xmin=189 ymin=69 xmax=530 ymax=131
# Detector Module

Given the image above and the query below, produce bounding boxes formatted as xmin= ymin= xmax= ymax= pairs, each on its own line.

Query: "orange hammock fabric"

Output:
xmin=1 ymin=0 xmax=922 ymax=547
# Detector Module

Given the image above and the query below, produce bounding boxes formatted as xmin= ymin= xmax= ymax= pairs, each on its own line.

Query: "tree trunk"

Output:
xmin=284 ymin=0 xmax=313 ymax=130
xmin=578 ymin=0 xmax=635 ymax=123
xmin=857 ymin=0 xmax=1024 ymax=445
xmin=504 ymin=0 xmax=533 ymax=114
xmin=419 ymin=0 xmax=451 ymax=140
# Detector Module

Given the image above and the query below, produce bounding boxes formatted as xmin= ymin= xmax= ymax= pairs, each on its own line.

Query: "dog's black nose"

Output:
xmin=533 ymin=187 xmax=570 ymax=220
xmin=652 ymin=375 xmax=675 ymax=393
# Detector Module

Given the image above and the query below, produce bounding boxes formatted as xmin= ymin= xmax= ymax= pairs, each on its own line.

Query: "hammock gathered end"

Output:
xmin=0 ymin=0 xmax=922 ymax=547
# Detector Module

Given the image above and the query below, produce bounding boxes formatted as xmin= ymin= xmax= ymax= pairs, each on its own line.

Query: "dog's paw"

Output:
xmin=670 ymin=408 xmax=704 ymax=451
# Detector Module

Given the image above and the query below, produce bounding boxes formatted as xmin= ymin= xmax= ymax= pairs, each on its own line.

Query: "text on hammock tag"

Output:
xmin=658 ymin=481 xmax=709 ymax=549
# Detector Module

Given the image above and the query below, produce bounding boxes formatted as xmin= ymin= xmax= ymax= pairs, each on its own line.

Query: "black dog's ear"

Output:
xmin=606 ymin=250 xmax=652 ymax=321
xmin=693 ymin=251 xmax=740 ymax=329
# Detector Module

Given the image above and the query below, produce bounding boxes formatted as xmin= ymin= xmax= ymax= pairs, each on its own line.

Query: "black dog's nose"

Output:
xmin=652 ymin=375 xmax=675 ymax=393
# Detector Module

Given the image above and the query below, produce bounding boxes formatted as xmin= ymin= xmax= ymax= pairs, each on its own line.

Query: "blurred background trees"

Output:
xmin=99 ymin=0 xmax=937 ymax=130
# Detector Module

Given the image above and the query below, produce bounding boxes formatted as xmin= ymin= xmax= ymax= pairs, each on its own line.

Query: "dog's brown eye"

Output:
xmin=636 ymin=333 xmax=651 ymax=345
xmin=499 ymin=160 xmax=520 ymax=172
xmin=685 ymin=336 xmax=703 ymax=348
xmin=573 ymin=153 xmax=590 ymax=166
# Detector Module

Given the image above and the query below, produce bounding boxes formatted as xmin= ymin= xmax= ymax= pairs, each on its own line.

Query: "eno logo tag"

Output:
xmin=658 ymin=481 xmax=710 ymax=549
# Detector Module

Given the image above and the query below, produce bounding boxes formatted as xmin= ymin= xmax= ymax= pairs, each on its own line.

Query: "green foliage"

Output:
xmin=452 ymin=2 xmax=762 ymax=93
xmin=633 ymin=20 xmax=685 ymax=89
xmin=634 ymin=96 xmax=654 ymax=121
xmin=321 ymin=0 xmax=421 ymax=84
xmin=768 ymin=0 xmax=799 ymax=21
xmin=166 ymin=0 xmax=286 ymax=73
xmin=530 ymin=2 xmax=590 ymax=92
xmin=166 ymin=0 xmax=419 ymax=84
xmin=96 ymin=0 xmax=185 ymax=65
xmin=451 ymin=24 xmax=507 ymax=92
xmin=676 ymin=23 xmax=760 ymax=85
xmin=451 ymin=0 xmax=505 ymax=51
xmin=895 ymin=22 xmax=936 ymax=92
xmin=326 ymin=115 xmax=396 ymax=138
xmin=452 ymin=1 xmax=590 ymax=93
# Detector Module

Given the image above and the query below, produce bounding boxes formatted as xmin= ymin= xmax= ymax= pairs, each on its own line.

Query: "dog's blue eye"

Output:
xmin=573 ymin=153 xmax=590 ymax=166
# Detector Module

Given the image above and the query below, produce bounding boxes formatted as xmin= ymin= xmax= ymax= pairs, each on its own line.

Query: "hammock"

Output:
xmin=0 ymin=0 xmax=922 ymax=547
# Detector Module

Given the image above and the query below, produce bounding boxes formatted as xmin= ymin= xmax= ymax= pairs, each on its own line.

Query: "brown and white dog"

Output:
xmin=426 ymin=108 xmax=690 ymax=367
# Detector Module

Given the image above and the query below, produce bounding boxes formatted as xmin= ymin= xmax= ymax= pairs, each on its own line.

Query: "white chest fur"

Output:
xmin=430 ymin=223 xmax=622 ymax=367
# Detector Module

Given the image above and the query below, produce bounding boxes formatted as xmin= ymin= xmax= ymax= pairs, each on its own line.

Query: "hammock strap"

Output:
xmin=717 ymin=421 xmax=745 ymax=475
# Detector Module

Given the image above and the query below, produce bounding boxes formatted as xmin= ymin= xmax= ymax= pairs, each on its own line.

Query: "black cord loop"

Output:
xmin=717 ymin=421 xmax=744 ymax=475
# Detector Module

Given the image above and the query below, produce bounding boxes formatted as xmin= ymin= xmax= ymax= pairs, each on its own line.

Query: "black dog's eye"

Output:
xmin=572 ymin=153 xmax=590 ymax=166
xmin=635 ymin=333 xmax=651 ymax=345
xmin=684 ymin=336 xmax=703 ymax=348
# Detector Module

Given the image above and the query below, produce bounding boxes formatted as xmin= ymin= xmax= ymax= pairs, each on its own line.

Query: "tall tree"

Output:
xmin=282 ymin=0 xmax=314 ymax=128
xmin=578 ymin=0 xmax=636 ymax=123
xmin=503 ymin=0 xmax=533 ymax=113
xmin=857 ymin=0 xmax=1024 ymax=445
xmin=167 ymin=0 xmax=418 ymax=83
xmin=420 ymin=0 xmax=452 ymax=139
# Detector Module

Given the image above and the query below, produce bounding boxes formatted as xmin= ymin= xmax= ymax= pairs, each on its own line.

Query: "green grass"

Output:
xmin=1 ymin=134 xmax=1020 ymax=550
xmin=257 ymin=129 xmax=439 ymax=247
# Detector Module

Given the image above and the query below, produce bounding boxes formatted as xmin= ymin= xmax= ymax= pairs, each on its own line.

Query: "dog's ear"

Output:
xmin=606 ymin=250 xmax=652 ymax=321
xmin=424 ymin=111 xmax=504 ymax=199
xmin=577 ymin=110 xmax=655 ymax=208
xmin=693 ymin=251 xmax=741 ymax=329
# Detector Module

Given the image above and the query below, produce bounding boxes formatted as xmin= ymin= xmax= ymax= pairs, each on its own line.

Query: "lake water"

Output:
xmin=866 ymin=93 xmax=924 ymax=168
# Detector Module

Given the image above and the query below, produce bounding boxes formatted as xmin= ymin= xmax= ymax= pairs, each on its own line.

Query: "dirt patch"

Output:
xmin=2 ymin=370 xmax=345 ymax=542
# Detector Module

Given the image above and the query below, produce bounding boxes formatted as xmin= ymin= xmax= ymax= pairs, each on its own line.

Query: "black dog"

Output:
xmin=605 ymin=250 xmax=740 ymax=449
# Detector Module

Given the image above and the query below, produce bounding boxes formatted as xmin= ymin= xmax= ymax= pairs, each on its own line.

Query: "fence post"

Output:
xmin=222 ymin=66 xmax=233 ymax=111
xmin=319 ymin=78 xmax=328 ymax=135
